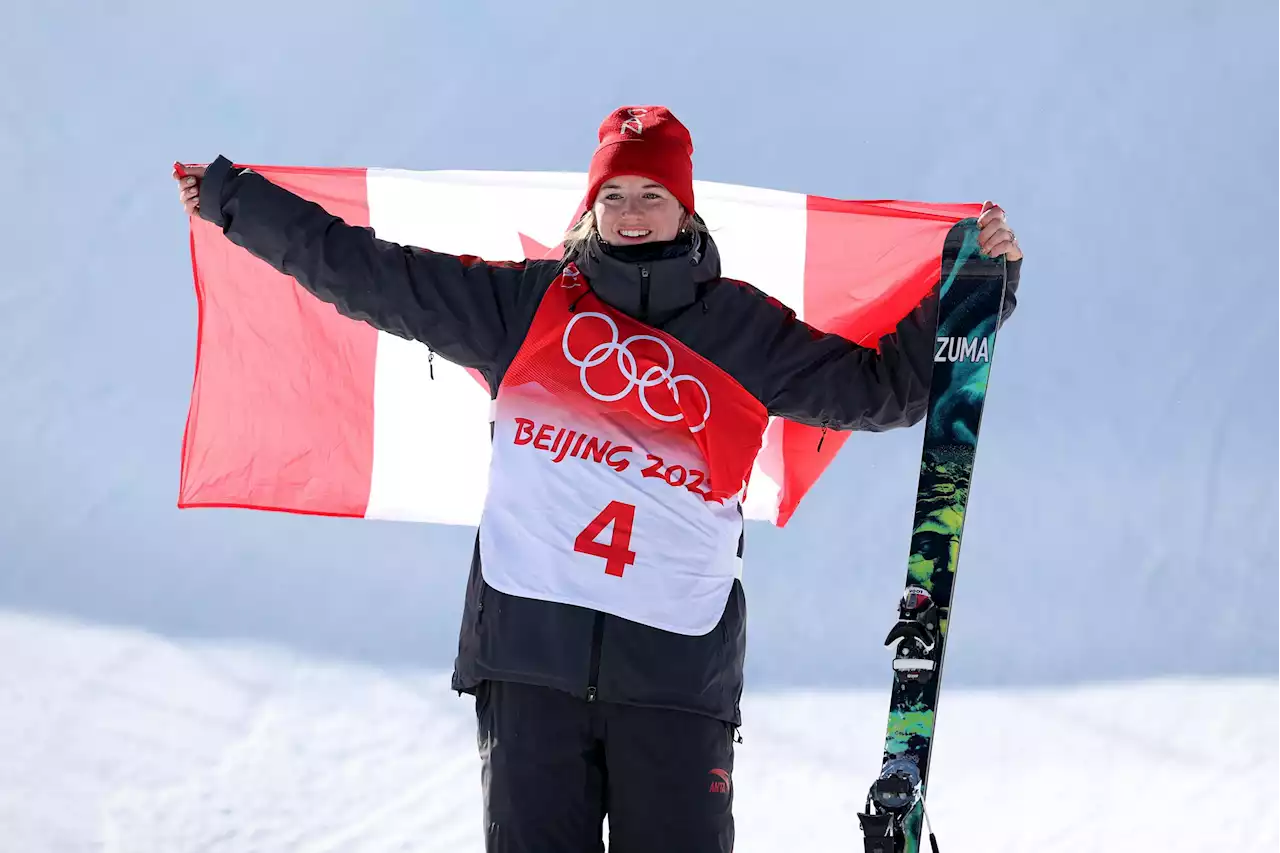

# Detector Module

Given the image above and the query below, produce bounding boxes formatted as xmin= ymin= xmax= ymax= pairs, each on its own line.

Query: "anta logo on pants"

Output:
xmin=708 ymin=768 xmax=731 ymax=794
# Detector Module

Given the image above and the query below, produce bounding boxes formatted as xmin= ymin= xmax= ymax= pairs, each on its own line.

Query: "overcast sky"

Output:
xmin=1 ymin=0 xmax=1275 ymax=689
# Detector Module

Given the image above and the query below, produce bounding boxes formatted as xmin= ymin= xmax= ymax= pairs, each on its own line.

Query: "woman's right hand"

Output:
xmin=174 ymin=164 xmax=207 ymax=216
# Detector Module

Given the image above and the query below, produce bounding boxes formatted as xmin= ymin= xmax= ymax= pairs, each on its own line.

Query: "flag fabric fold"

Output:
xmin=178 ymin=164 xmax=979 ymax=527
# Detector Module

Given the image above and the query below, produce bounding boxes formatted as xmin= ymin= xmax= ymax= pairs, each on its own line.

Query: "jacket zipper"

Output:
xmin=587 ymin=612 xmax=604 ymax=702
xmin=639 ymin=266 xmax=651 ymax=322
xmin=586 ymin=265 xmax=647 ymax=704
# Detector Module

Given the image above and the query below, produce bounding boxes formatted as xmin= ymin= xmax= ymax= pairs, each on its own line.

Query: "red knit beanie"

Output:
xmin=584 ymin=106 xmax=696 ymax=215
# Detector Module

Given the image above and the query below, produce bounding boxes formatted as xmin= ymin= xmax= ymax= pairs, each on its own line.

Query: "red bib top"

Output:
xmin=478 ymin=263 xmax=770 ymax=635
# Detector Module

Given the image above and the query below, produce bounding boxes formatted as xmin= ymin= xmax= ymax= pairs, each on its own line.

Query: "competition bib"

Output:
xmin=478 ymin=264 xmax=770 ymax=635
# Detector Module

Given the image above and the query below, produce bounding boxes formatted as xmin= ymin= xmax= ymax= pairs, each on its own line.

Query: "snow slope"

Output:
xmin=1 ymin=0 xmax=1276 ymax=850
xmin=3 ymin=611 xmax=1275 ymax=852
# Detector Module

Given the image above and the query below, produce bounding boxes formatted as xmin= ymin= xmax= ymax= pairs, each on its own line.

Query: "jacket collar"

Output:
xmin=573 ymin=232 xmax=722 ymax=326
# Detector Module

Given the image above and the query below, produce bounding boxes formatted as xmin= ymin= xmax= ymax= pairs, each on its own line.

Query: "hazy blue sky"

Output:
xmin=1 ymin=0 xmax=1275 ymax=689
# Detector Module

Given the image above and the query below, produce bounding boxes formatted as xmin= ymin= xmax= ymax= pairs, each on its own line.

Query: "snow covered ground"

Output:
xmin=3 ymin=1 xmax=1275 ymax=851
xmin=3 ymin=610 xmax=1274 ymax=852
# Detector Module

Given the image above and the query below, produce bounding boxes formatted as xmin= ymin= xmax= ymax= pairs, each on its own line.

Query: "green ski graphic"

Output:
xmin=858 ymin=219 xmax=1007 ymax=853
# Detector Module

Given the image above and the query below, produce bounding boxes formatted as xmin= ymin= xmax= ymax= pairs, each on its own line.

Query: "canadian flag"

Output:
xmin=177 ymin=164 xmax=978 ymax=527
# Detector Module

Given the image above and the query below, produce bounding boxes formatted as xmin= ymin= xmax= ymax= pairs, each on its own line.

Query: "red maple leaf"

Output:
xmin=518 ymin=200 xmax=587 ymax=261
xmin=450 ymin=203 xmax=587 ymax=394
xmin=519 ymin=232 xmax=563 ymax=260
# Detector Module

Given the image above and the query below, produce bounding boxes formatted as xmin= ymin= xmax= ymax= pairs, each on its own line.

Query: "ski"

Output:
xmin=858 ymin=218 xmax=1008 ymax=853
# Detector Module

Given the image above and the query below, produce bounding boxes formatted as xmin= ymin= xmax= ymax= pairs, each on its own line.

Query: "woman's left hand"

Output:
xmin=977 ymin=200 xmax=1022 ymax=262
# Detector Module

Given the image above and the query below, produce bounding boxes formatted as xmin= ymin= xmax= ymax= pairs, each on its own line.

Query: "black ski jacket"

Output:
xmin=197 ymin=155 xmax=1020 ymax=725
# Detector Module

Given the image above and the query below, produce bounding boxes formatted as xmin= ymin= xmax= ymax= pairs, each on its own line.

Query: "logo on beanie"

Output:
xmin=621 ymin=108 xmax=648 ymax=136
xmin=584 ymin=105 xmax=697 ymax=215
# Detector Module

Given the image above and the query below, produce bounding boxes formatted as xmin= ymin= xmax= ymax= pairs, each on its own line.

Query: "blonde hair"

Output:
xmin=561 ymin=207 xmax=710 ymax=261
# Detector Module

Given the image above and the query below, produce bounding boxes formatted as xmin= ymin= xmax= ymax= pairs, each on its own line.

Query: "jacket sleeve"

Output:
xmin=762 ymin=259 xmax=1021 ymax=432
xmin=197 ymin=155 xmax=535 ymax=377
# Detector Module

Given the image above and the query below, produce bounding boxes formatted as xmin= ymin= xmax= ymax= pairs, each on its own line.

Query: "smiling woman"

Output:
xmin=562 ymin=191 xmax=710 ymax=260
xmin=172 ymin=102 xmax=1023 ymax=853
xmin=598 ymin=177 xmax=684 ymax=242
xmin=562 ymin=107 xmax=712 ymax=260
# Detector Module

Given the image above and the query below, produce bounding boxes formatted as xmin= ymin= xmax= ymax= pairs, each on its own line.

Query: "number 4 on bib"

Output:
xmin=574 ymin=501 xmax=637 ymax=577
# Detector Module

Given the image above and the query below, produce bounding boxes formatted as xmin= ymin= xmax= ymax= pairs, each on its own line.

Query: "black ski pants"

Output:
xmin=473 ymin=679 xmax=737 ymax=852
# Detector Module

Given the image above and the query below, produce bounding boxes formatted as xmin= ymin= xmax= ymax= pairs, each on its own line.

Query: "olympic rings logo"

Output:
xmin=562 ymin=312 xmax=711 ymax=433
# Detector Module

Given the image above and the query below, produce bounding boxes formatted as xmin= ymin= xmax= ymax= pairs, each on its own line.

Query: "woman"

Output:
xmin=174 ymin=105 xmax=1022 ymax=853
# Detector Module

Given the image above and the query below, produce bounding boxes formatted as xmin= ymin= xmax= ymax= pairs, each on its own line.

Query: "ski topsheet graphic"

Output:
xmin=859 ymin=219 xmax=1008 ymax=853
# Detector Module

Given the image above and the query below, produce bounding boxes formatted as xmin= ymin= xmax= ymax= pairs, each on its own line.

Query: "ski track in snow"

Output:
xmin=2 ymin=611 xmax=1274 ymax=853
